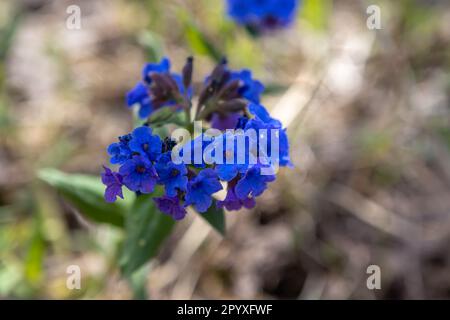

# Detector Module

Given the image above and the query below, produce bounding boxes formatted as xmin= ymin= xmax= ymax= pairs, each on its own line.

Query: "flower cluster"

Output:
xmin=226 ymin=0 xmax=301 ymax=32
xmin=102 ymin=57 xmax=292 ymax=221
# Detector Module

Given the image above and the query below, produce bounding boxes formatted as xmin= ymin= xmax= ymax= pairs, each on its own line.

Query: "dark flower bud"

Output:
xmin=150 ymin=73 xmax=180 ymax=101
xmin=182 ymin=56 xmax=194 ymax=90
xmin=197 ymin=58 xmax=230 ymax=107
xmin=163 ymin=137 xmax=178 ymax=153
xmin=198 ymin=83 xmax=215 ymax=108
xmin=217 ymin=79 xmax=241 ymax=100
xmin=219 ymin=99 xmax=248 ymax=113
xmin=209 ymin=58 xmax=229 ymax=89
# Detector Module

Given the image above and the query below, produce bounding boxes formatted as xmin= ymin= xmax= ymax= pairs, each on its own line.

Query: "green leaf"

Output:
xmin=137 ymin=30 xmax=163 ymax=63
xmin=119 ymin=193 xmax=175 ymax=277
xmin=127 ymin=264 xmax=150 ymax=300
xmin=180 ymin=13 xmax=222 ymax=63
xmin=0 ymin=8 xmax=22 ymax=61
xmin=24 ymin=224 xmax=45 ymax=286
xmin=301 ymin=0 xmax=333 ymax=31
xmin=147 ymin=107 xmax=186 ymax=128
xmin=38 ymin=168 xmax=131 ymax=228
xmin=263 ymin=83 xmax=290 ymax=96
xmin=198 ymin=205 xmax=225 ymax=236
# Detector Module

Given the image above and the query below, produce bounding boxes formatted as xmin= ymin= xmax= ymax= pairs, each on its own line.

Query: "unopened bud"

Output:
xmin=182 ymin=56 xmax=194 ymax=90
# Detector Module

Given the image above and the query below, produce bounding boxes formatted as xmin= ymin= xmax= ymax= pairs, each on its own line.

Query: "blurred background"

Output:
xmin=0 ymin=0 xmax=449 ymax=299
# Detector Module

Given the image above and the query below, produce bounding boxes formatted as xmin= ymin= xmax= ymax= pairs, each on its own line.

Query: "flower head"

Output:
xmin=245 ymin=103 xmax=292 ymax=167
xmin=101 ymin=166 xmax=124 ymax=203
xmin=103 ymin=55 xmax=293 ymax=221
xmin=154 ymin=196 xmax=187 ymax=221
xmin=155 ymin=153 xmax=188 ymax=197
xmin=126 ymin=83 xmax=153 ymax=118
xmin=235 ymin=164 xmax=276 ymax=200
xmin=211 ymin=132 xmax=254 ymax=181
xmin=142 ymin=57 xmax=171 ymax=84
xmin=129 ymin=126 xmax=162 ymax=162
xmin=230 ymin=70 xmax=264 ymax=104
xmin=119 ymin=155 xmax=158 ymax=194
xmin=127 ymin=57 xmax=190 ymax=119
xmin=107 ymin=134 xmax=132 ymax=165
xmin=227 ymin=0 xmax=300 ymax=32
xmin=185 ymin=169 xmax=223 ymax=213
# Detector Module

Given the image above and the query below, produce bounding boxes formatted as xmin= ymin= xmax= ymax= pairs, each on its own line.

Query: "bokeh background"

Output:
xmin=0 ymin=0 xmax=449 ymax=299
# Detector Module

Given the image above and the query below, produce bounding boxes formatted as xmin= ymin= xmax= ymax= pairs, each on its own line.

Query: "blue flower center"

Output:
xmin=171 ymin=169 xmax=179 ymax=177
xmin=136 ymin=165 xmax=146 ymax=173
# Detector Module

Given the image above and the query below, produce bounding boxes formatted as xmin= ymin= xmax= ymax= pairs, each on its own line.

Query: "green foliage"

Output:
xmin=180 ymin=13 xmax=222 ymax=63
xmin=119 ymin=193 xmax=175 ymax=277
xmin=137 ymin=30 xmax=164 ymax=62
xmin=0 ymin=8 xmax=21 ymax=62
xmin=301 ymin=0 xmax=332 ymax=31
xmin=147 ymin=107 xmax=187 ymax=128
xmin=198 ymin=205 xmax=225 ymax=236
xmin=38 ymin=169 xmax=131 ymax=228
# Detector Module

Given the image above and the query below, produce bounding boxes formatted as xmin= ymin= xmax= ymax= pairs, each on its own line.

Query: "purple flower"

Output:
xmin=154 ymin=196 xmax=187 ymax=220
xmin=235 ymin=165 xmax=275 ymax=200
xmin=155 ymin=153 xmax=188 ymax=197
xmin=185 ymin=169 xmax=223 ymax=213
xmin=211 ymin=112 xmax=241 ymax=130
xmin=129 ymin=126 xmax=162 ymax=162
xmin=119 ymin=155 xmax=158 ymax=194
xmin=217 ymin=184 xmax=255 ymax=211
xmin=101 ymin=166 xmax=124 ymax=203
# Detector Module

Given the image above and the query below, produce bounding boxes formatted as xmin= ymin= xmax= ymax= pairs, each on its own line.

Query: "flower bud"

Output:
xmin=182 ymin=56 xmax=194 ymax=90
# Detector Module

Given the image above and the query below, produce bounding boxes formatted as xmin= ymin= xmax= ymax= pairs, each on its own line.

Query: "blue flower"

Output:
xmin=119 ymin=155 xmax=158 ymax=194
xmin=142 ymin=57 xmax=171 ymax=84
xmin=185 ymin=169 xmax=223 ymax=213
xmin=126 ymin=83 xmax=153 ymax=118
xmin=230 ymin=69 xmax=264 ymax=103
xmin=217 ymin=184 xmax=255 ymax=211
xmin=155 ymin=153 xmax=188 ymax=197
xmin=178 ymin=134 xmax=213 ymax=168
xmin=101 ymin=166 xmax=124 ymax=203
xmin=227 ymin=0 xmax=300 ymax=31
xmin=210 ymin=132 xmax=254 ymax=181
xmin=246 ymin=103 xmax=292 ymax=167
xmin=107 ymin=134 xmax=132 ymax=165
xmin=235 ymin=164 xmax=275 ymax=200
xmin=128 ymin=57 xmax=189 ymax=119
xmin=129 ymin=126 xmax=162 ymax=162
xmin=236 ymin=116 xmax=249 ymax=129
xmin=248 ymin=102 xmax=281 ymax=127
xmin=154 ymin=196 xmax=187 ymax=221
